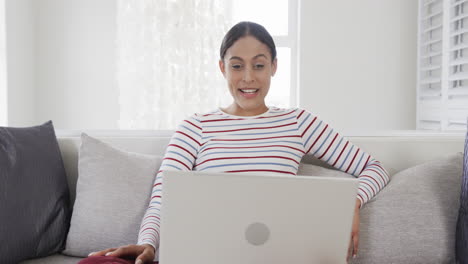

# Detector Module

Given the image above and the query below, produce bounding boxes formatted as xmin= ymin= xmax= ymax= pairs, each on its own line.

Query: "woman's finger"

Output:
xmin=135 ymin=246 xmax=156 ymax=264
xmin=88 ymin=247 xmax=118 ymax=256
xmin=347 ymin=236 xmax=353 ymax=261
xmin=352 ymin=232 xmax=359 ymax=258
xmin=105 ymin=245 xmax=142 ymax=257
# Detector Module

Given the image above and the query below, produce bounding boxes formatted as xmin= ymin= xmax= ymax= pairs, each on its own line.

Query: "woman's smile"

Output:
xmin=238 ymin=88 xmax=260 ymax=98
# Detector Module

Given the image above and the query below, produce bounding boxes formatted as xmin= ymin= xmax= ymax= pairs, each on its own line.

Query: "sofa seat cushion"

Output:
xmin=20 ymin=254 xmax=84 ymax=264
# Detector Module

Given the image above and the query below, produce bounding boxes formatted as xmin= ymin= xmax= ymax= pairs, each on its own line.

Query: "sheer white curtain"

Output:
xmin=117 ymin=0 xmax=232 ymax=129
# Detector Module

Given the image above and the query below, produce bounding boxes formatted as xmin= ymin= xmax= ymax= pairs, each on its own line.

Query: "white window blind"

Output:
xmin=448 ymin=0 xmax=468 ymax=129
xmin=417 ymin=0 xmax=468 ymax=131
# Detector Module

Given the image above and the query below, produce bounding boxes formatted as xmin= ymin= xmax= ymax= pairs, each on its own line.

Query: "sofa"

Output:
xmin=14 ymin=130 xmax=466 ymax=264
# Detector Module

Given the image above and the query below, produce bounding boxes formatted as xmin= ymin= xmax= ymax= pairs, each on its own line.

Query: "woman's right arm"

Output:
xmin=88 ymin=115 xmax=202 ymax=262
xmin=137 ymin=116 xmax=202 ymax=250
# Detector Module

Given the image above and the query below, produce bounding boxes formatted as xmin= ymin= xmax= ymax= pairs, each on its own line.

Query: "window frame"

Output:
xmin=0 ymin=0 xmax=7 ymax=126
xmin=271 ymin=0 xmax=299 ymax=108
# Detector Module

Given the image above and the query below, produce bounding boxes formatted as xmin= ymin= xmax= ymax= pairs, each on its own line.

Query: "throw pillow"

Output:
xmin=351 ymin=153 xmax=463 ymax=264
xmin=63 ymin=133 xmax=162 ymax=257
xmin=0 ymin=121 xmax=70 ymax=264
xmin=456 ymin=125 xmax=468 ymax=263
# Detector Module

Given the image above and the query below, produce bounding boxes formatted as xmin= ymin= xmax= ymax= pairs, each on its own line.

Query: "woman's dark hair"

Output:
xmin=220 ymin=21 xmax=277 ymax=62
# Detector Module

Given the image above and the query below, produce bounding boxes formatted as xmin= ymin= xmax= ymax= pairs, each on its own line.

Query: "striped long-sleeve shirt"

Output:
xmin=137 ymin=107 xmax=390 ymax=250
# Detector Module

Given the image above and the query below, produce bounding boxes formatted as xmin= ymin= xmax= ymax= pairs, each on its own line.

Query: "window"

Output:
xmin=417 ymin=0 xmax=468 ymax=130
xmin=116 ymin=0 xmax=299 ymax=129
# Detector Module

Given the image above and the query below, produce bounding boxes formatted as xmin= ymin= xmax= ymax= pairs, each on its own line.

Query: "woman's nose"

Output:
xmin=242 ymin=68 xmax=254 ymax=82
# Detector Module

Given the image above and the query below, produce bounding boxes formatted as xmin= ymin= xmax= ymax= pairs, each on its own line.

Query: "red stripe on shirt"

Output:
xmin=360 ymin=181 xmax=376 ymax=196
xmin=307 ymin=124 xmax=329 ymax=153
xmin=359 ymin=175 xmax=382 ymax=189
xmin=168 ymin=144 xmax=196 ymax=159
xmin=143 ymin=215 xmax=161 ymax=221
xmin=366 ymin=168 xmax=387 ymax=184
xmin=163 ymin=157 xmax=191 ymax=170
xmin=358 ymin=187 xmax=370 ymax=201
xmin=184 ymin=119 xmax=201 ymax=130
xmin=332 ymin=141 xmax=349 ymax=167
xmin=200 ymin=145 xmax=306 ymax=154
xmin=359 ymin=156 xmax=371 ymax=174
xmin=301 ymin=116 xmax=317 ymax=137
xmin=140 ymin=227 xmax=160 ymax=239
xmin=357 ymin=193 xmax=366 ymax=203
xmin=210 ymin=135 xmax=301 ymax=142
xmin=345 ymin=148 xmax=360 ymax=173
xmin=204 ymin=122 xmax=296 ymax=133
xmin=196 ymin=155 xmax=300 ymax=167
xmin=175 ymin=131 xmax=201 ymax=146
xmin=257 ymin=110 xmax=296 ymax=119
xmin=201 ymin=110 xmax=296 ymax=123
xmin=366 ymin=162 xmax=389 ymax=181
xmin=297 ymin=109 xmax=305 ymax=119
xmin=226 ymin=169 xmax=296 ymax=175
xmin=318 ymin=133 xmax=338 ymax=160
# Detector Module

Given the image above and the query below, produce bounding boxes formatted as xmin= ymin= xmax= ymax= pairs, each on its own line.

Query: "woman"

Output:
xmin=83 ymin=21 xmax=389 ymax=264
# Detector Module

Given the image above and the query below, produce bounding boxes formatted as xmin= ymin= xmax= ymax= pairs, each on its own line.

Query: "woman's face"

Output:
xmin=219 ymin=36 xmax=277 ymax=116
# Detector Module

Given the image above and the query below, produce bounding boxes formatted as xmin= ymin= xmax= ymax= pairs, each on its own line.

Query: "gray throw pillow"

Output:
xmin=63 ymin=133 xmax=162 ymax=257
xmin=0 ymin=121 xmax=70 ymax=264
xmin=352 ymin=153 xmax=463 ymax=264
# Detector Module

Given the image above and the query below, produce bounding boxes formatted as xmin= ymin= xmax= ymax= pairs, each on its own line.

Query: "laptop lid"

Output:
xmin=159 ymin=171 xmax=358 ymax=264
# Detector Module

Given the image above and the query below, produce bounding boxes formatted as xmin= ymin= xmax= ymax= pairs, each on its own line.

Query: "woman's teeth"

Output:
xmin=240 ymin=89 xmax=258 ymax=94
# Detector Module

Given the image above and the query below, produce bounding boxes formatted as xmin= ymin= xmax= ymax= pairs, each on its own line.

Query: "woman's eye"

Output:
xmin=231 ymin=64 xmax=242 ymax=70
xmin=254 ymin=64 xmax=265 ymax=69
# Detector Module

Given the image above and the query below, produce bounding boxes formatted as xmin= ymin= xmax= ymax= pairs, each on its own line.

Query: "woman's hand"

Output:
xmin=347 ymin=199 xmax=361 ymax=261
xmin=88 ymin=244 xmax=155 ymax=264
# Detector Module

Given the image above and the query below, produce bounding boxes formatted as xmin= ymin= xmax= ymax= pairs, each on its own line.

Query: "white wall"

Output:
xmin=5 ymin=0 xmax=36 ymax=127
xmin=0 ymin=0 xmax=7 ymax=126
xmin=34 ymin=0 xmax=118 ymax=129
xmin=4 ymin=0 xmax=418 ymax=131
xmin=299 ymin=0 xmax=418 ymax=133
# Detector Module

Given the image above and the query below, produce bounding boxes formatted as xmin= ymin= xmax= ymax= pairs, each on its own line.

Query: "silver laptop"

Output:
xmin=159 ymin=171 xmax=358 ymax=264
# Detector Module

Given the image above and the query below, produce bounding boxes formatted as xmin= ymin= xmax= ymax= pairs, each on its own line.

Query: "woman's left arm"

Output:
xmin=295 ymin=109 xmax=390 ymax=260
xmin=296 ymin=109 xmax=390 ymax=206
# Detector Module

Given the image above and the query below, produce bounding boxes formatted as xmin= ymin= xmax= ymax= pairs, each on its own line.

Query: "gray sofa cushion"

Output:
xmin=20 ymin=254 xmax=84 ymax=264
xmin=63 ymin=134 xmax=162 ymax=257
xmin=0 ymin=121 xmax=71 ymax=264
xmin=300 ymin=154 xmax=463 ymax=263
xmin=354 ymin=153 xmax=463 ymax=264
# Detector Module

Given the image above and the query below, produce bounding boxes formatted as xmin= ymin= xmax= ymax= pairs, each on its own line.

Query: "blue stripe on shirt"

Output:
xmin=325 ymin=137 xmax=344 ymax=164
xmin=312 ymin=129 xmax=333 ymax=156
xmin=202 ymin=116 xmax=296 ymax=128
xmin=198 ymin=149 xmax=303 ymax=160
xmin=198 ymin=162 xmax=299 ymax=171
xmin=351 ymin=152 xmax=365 ymax=176
xmin=338 ymin=145 xmax=354 ymax=170
xmin=304 ymin=120 xmax=323 ymax=149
